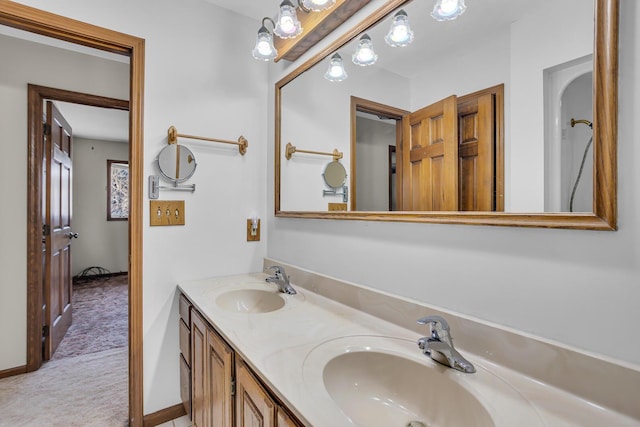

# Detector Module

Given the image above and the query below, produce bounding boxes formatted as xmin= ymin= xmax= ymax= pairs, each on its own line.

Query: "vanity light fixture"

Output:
xmin=274 ymin=0 xmax=303 ymax=39
xmin=385 ymin=9 xmax=414 ymax=47
xmin=324 ymin=53 xmax=348 ymax=82
xmin=352 ymin=34 xmax=378 ymax=66
xmin=252 ymin=17 xmax=278 ymax=61
xmin=431 ymin=0 xmax=466 ymax=21
xmin=300 ymin=0 xmax=336 ymax=12
xmin=251 ymin=0 xmax=337 ymax=61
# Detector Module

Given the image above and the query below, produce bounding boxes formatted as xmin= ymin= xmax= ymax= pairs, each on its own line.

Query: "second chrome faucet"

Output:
xmin=265 ymin=265 xmax=297 ymax=295
xmin=417 ymin=315 xmax=475 ymax=373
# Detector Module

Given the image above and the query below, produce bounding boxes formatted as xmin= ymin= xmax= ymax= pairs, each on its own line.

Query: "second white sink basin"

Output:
xmin=324 ymin=350 xmax=493 ymax=426
xmin=216 ymin=289 xmax=285 ymax=313
xmin=302 ymin=335 xmax=543 ymax=427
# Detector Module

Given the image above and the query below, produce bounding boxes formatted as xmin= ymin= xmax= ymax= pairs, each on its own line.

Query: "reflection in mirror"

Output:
xmin=157 ymin=144 xmax=197 ymax=183
xmin=276 ymin=0 xmax=619 ymax=229
xmin=323 ymin=160 xmax=347 ymax=188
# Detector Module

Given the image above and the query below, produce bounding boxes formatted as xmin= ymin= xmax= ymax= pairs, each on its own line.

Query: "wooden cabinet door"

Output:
xmin=402 ymin=95 xmax=458 ymax=211
xmin=235 ymin=359 xmax=276 ymax=427
xmin=207 ymin=328 xmax=234 ymax=427
xmin=191 ymin=310 xmax=209 ymax=427
xmin=276 ymin=408 xmax=302 ymax=427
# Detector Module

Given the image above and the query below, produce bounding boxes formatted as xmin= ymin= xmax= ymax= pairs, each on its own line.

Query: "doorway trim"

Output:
xmin=1 ymin=2 xmax=145 ymax=426
xmin=350 ymin=96 xmax=408 ymax=211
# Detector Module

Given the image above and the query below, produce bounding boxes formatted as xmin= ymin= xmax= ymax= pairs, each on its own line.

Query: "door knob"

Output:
xmin=67 ymin=232 xmax=79 ymax=239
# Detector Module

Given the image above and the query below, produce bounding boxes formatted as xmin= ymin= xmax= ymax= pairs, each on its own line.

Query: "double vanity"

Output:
xmin=178 ymin=260 xmax=640 ymax=427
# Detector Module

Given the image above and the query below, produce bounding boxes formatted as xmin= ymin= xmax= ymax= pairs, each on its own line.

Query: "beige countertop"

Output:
xmin=178 ymin=270 xmax=640 ymax=427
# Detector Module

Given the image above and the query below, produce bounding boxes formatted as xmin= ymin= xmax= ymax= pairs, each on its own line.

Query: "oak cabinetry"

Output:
xmin=182 ymin=293 xmax=304 ymax=427
xmin=276 ymin=408 xmax=302 ymax=427
xmin=235 ymin=358 xmax=276 ymax=427
xmin=190 ymin=308 xmax=234 ymax=427
xmin=178 ymin=294 xmax=192 ymax=417
xmin=235 ymin=358 xmax=303 ymax=427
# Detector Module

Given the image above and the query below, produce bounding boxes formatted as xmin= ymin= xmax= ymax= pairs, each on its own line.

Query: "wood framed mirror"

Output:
xmin=275 ymin=0 xmax=618 ymax=230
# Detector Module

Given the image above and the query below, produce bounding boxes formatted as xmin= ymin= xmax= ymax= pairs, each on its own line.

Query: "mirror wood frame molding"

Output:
xmin=275 ymin=0 xmax=618 ymax=230
xmin=0 ymin=1 xmax=145 ymax=425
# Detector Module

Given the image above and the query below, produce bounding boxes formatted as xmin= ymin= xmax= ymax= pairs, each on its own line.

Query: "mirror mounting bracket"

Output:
xmin=323 ymin=186 xmax=348 ymax=203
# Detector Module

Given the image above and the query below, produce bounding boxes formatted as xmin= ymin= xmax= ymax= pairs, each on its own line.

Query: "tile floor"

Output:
xmin=157 ymin=414 xmax=191 ymax=427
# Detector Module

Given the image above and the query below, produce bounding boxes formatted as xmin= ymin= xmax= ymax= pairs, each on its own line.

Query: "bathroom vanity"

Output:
xmin=178 ymin=260 xmax=640 ymax=427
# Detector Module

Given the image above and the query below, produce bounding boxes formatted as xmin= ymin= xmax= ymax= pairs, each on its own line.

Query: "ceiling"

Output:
xmin=201 ymin=0 xmax=279 ymax=21
xmin=54 ymin=102 xmax=129 ymax=144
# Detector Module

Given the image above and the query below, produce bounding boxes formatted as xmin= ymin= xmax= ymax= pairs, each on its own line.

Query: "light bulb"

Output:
xmin=275 ymin=0 xmax=303 ymax=39
xmin=385 ymin=9 xmax=414 ymax=47
xmin=324 ymin=53 xmax=347 ymax=82
xmin=301 ymin=0 xmax=336 ymax=12
xmin=252 ymin=26 xmax=277 ymax=61
xmin=352 ymin=34 xmax=377 ymax=66
xmin=432 ymin=0 xmax=466 ymax=21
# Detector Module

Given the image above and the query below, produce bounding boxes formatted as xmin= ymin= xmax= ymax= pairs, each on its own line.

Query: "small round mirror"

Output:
xmin=157 ymin=144 xmax=197 ymax=183
xmin=323 ymin=161 xmax=347 ymax=189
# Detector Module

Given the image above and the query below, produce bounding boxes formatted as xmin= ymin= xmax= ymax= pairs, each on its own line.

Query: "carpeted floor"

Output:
xmin=0 ymin=275 xmax=129 ymax=426
xmin=0 ymin=348 xmax=128 ymax=426
xmin=52 ymin=275 xmax=128 ymax=360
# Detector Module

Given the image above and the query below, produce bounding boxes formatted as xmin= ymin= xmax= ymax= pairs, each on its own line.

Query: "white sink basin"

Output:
xmin=324 ymin=350 xmax=493 ymax=427
xmin=216 ymin=289 xmax=285 ymax=313
xmin=302 ymin=336 xmax=543 ymax=427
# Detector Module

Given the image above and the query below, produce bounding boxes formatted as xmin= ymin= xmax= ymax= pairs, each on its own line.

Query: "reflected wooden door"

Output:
xmin=402 ymin=95 xmax=458 ymax=211
xmin=43 ymin=101 xmax=74 ymax=360
xmin=458 ymin=92 xmax=495 ymax=211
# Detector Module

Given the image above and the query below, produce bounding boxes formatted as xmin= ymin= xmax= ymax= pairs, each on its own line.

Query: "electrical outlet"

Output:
xmin=150 ymin=200 xmax=185 ymax=226
xmin=246 ymin=218 xmax=260 ymax=241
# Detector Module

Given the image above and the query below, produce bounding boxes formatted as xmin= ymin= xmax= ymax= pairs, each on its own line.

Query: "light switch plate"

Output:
xmin=328 ymin=203 xmax=347 ymax=211
xmin=150 ymin=200 xmax=185 ymax=226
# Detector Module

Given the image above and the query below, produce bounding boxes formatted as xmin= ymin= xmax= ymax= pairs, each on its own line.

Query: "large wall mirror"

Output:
xmin=275 ymin=0 xmax=618 ymax=229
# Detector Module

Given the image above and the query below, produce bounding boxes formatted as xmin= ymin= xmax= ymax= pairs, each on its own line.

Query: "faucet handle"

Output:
xmin=417 ymin=315 xmax=450 ymax=330
xmin=417 ymin=315 xmax=451 ymax=342
xmin=267 ymin=265 xmax=284 ymax=275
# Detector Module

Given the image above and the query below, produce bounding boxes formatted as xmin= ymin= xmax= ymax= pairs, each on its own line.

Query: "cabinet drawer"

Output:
xmin=179 ymin=294 xmax=191 ymax=326
xmin=179 ymin=319 xmax=190 ymax=364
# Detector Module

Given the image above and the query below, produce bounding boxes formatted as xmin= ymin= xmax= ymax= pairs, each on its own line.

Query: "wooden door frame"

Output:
xmin=1 ymin=2 xmax=145 ymax=426
xmin=350 ymin=96 xmax=409 ymax=211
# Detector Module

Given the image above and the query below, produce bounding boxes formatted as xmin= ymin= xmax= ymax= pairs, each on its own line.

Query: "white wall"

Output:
xmin=4 ymin=0 xmax=268 ymax=414
xmin=0 ymin=33 xmax=128 ymax=371
xmin=355 ymin=116 xmax=396 ymax=211
xmin=510 ymin=0 xmax=593 ymax=211
xmin=72 ymin=137 xmax=129 ymax=276
xmin=268 ymin=0 xmax=640 ymax=369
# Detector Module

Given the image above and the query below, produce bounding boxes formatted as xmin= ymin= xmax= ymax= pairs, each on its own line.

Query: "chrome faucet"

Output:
xmin=417 ymin=315 xmax=475 ymax=373
xmin=265 ymin=265 xmax=297 ymax=295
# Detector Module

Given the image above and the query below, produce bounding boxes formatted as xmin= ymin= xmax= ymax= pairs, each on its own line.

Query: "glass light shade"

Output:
xmin=274 ymin=0 xmax=303 ymax=39
xmin=384 ymin=9 xmax=414 ymax=47
xmin=324 ymin=53 xmax=347 ymax=82
xmin=431 ymin=0 xmax=466 ymax=21
xmin=352 ymin=34 xmax=378 ymax=66
xmin=300 ymin=0 xmax=336 ymax=12
xmin=252 ymin=27 xmax=278 ymax=61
